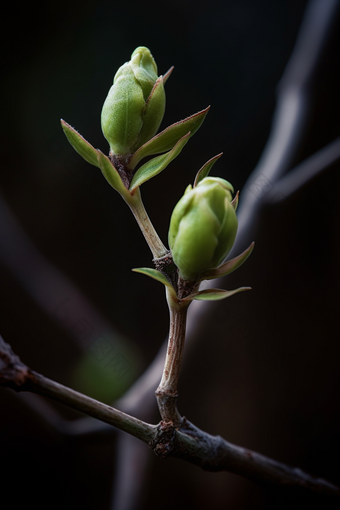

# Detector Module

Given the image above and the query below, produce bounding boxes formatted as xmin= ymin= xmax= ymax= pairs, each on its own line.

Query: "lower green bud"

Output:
xmin=168 ymin=177 xmax=238 ymax=281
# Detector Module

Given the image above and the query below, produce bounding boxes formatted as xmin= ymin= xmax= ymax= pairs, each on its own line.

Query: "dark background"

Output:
xmin=1 ymin=0 xmax=339 ymax=509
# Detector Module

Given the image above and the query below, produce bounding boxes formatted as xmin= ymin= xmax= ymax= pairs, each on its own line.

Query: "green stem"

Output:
xmin=126 ymin=188 xmax=169 ymax=259
xmin=155 ymin=288 xmax=190 ymax=426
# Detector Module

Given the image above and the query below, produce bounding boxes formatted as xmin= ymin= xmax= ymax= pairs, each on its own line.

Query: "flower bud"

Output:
xmin=168 ymin=177 xmax=238 ymax=281
xmin=101 ymin=47 xmax=166 ymax=156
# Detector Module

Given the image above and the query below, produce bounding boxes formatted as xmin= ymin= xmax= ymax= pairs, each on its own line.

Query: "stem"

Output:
xmin=155 ymin=288 xmax=190 ymax=426
xmin=29 ymin=373 xmax=156 ymax=444
xmin=173 ymin=420 xmax=340 ymax=497
xmin=126 ymin=188 xmax=169 ymax=259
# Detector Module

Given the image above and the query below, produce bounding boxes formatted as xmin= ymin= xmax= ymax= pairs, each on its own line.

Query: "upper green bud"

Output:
xmin=168 ymin=177 xmax=238 ymax=281
xmin=130 ymin=47 xmax=158 ymax=99
xmin=101 ymin=47 xmax=166 ymax=157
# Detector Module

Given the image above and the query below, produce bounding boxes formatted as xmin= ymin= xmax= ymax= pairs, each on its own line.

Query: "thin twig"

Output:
xmin=1 ymin=335 xmax=339 ymax=499
xmin=0 ymin=336 xmax=155 ymax=445
xmin=155 ymin=289 xmax=190 ymax=426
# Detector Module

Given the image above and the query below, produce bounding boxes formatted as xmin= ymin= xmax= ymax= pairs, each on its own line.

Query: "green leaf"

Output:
xmin=182 ymin=287 xmax=251 ymax=302
xmin=193 ymin=153 xmax=223 ymax=187
xmin=162 ymin=66 xmax=174 ymax=85
xmin=97 ymin=150 xmax=131 ymax=199
xmin=202 ymin=242 xmax=255 ymax=280
xmin=129 ymin=132 xmax=191 ymax=192
xmin=61 ymin=120 xmax=100 ymax=168
xmin=129 ymin=106 xmax=210 ymax=169
xmin=231 ymin=190 xmax=239 ymax=211
xmin=132 ymin=267 xmax=173 ymax=289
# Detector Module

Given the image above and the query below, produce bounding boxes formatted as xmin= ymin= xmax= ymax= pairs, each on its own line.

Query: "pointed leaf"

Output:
xmin=132 ymin=267 xmax=173 ymax=289
xmin=182 ymin=287 xmax=251 ymax=302
xmin=129 ymin=106 xmax=210 ymax=169
xmin=202 ymin=242 xmax=255 ymax=281
xmin=194 ymin=153 xmax=223 ymax=187
xmin=129 ymin=132 xmax=191 ymax=192
xmin=61 ymin=120 xmax=100 ymax=168
xmin=231 ymin=190 xmax=239 ymax=211
xmin=163 ymin=66 xmax=174 ymax=85
xmin=97 ymin=151 xmax=131 ymax=199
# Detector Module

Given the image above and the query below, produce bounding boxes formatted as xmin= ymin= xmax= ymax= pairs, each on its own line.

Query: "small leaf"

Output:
xmin=202 ymin=242 xmax=255 ymax=280
xmin=129 ymin=132 xmax=191 ymax=192
xmin=231 ymin=190 xmax=239 ymax=211
xmin=129 ymin=107 xmax=210 ymax=169
xmin=132 ymin=267 xmax=173 ymax=289
xmin=97 ymin=151 xmax=131 ymax=199
xmin=182 ymin=287 xmax=251 ymax=302
xmin=163 ymin=66 xmax=174 ymax=85
xmin=61 ymin=120 xmax=100 ymax=168
xmin=193 ymin=153 xmax=223 ymax=187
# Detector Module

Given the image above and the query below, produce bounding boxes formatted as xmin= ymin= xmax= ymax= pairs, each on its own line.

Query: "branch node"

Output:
xmin=152 ymin=421 xmax=177 ymax=458
xmin=153 ymin=252 xmax=178 ymax=291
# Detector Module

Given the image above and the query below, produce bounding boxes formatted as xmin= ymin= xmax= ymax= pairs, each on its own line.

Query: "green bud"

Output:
xmin=101 ymin=46 xmax=166 ymax=156
xmin=168 ymin=177 xmax=238 ymax=281
xmin=130 ymin=47 xmax=158 ymax=99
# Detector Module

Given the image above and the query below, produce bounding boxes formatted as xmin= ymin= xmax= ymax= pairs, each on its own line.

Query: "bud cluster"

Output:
xmin=61 ymin=45 xmax=253 ymax=301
